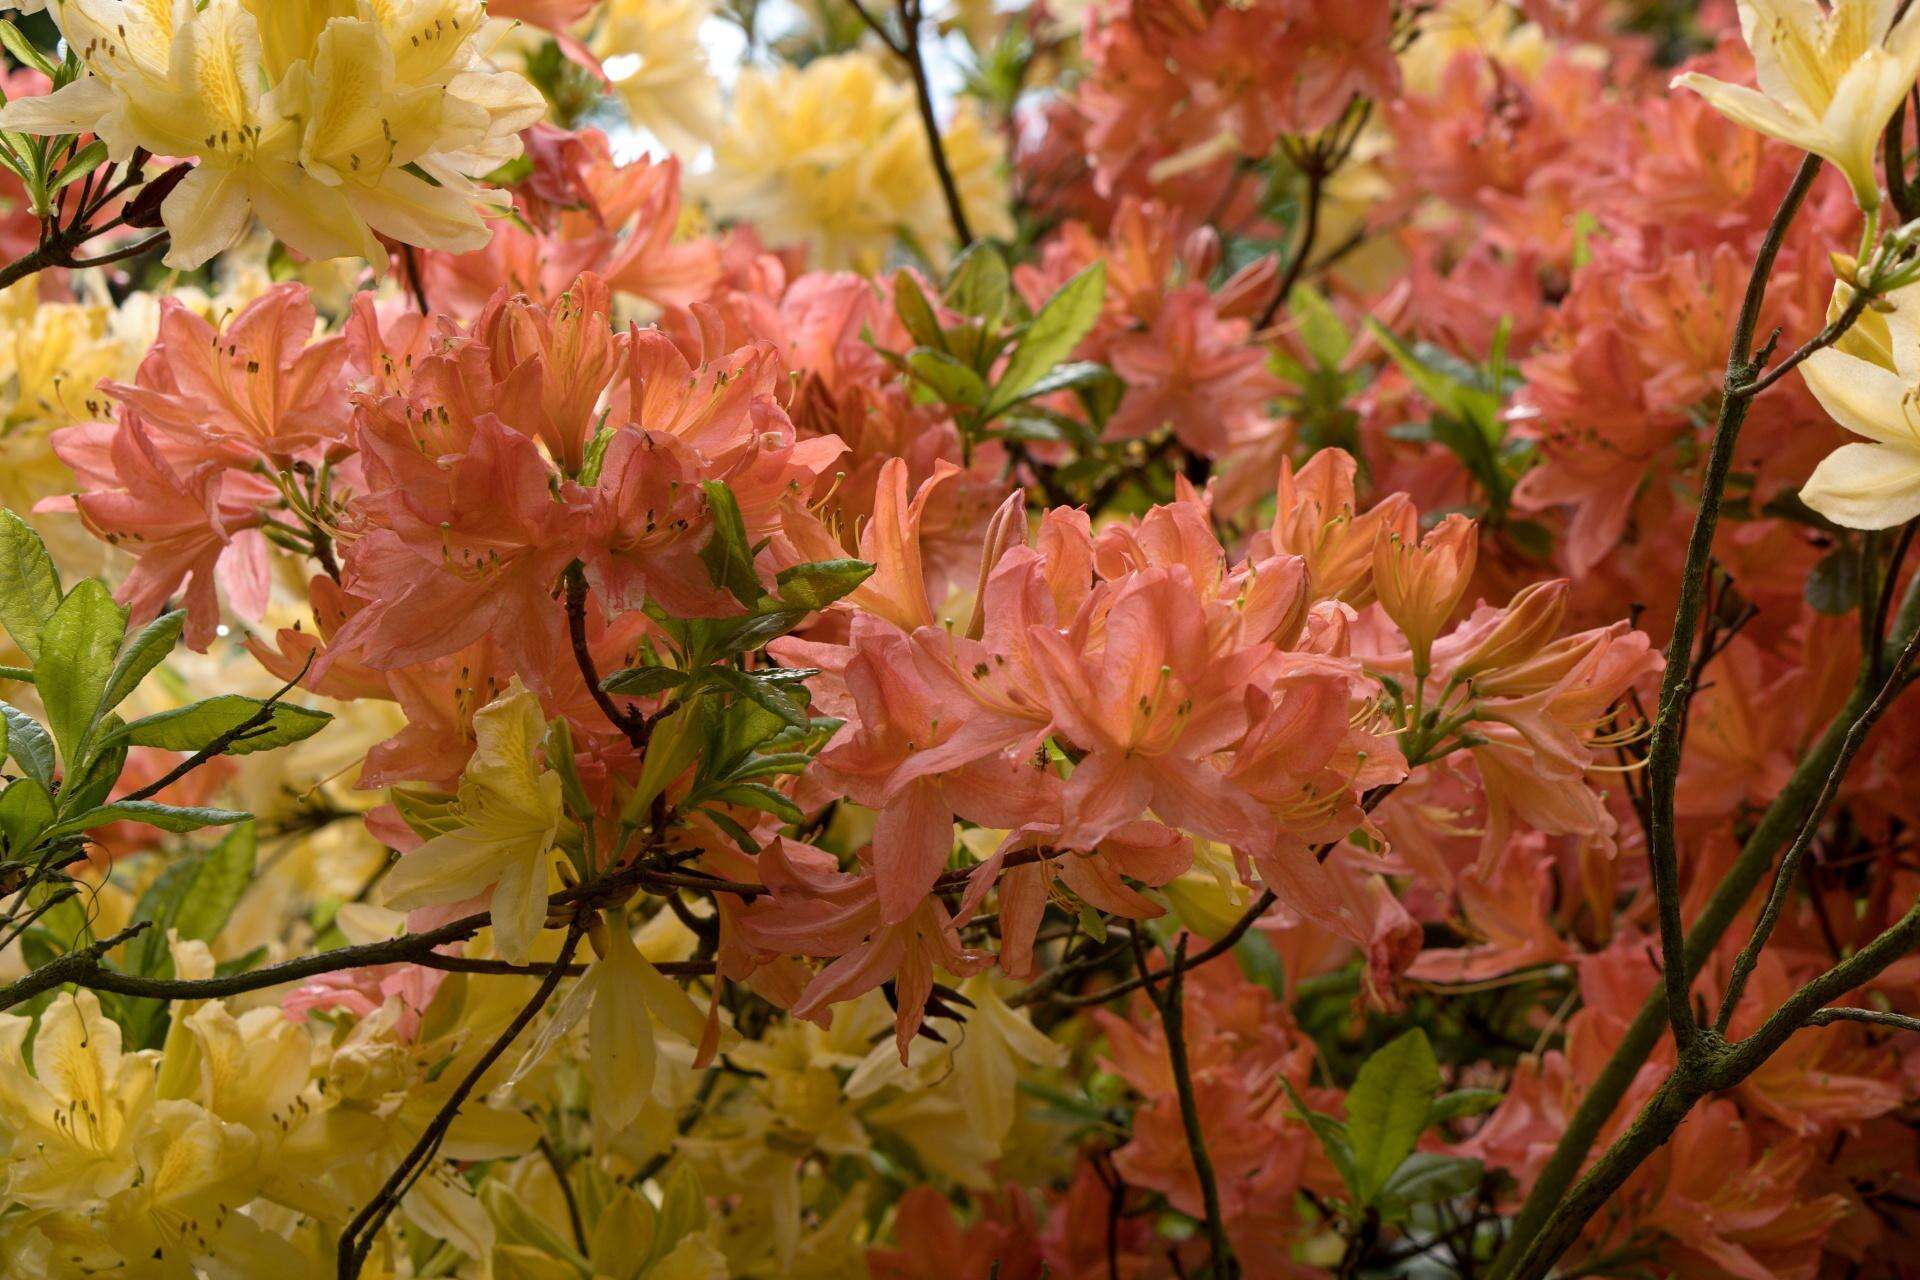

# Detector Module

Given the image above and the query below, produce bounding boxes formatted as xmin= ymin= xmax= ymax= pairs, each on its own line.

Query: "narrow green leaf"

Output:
xmin=626 ymin=697 xmax=708 ymax=823
xmin=36 ymin=579 xmax=127 ymax=768
xmin=1278 ymin=1075 xmax=1359 ymax=1198
xmin=0 ymin=20 xmax=56 ymax=77
xmin=98 ymin=610 xmax=185 ymax=719
xmin=112 ymin=695 xmax=332 ymax=757
xmin=709 ymin=782 xmax=805 ymax=824
xmin=601 ymin=665 xmax=689 ymax=698
xmin=1 ymin=702 xmax=53 ymax=788
xmin=986 ymin=262 xmax=1106 ymax=417
xmin=170 ymin=821 xmax=257 ymax=942
xmin=892 ymin=269 xmax=945 ymax=350
xmin=710 ymin=668 xmax=810 ymax=729
xmin=775 ymin=558 xmax=875 ymax=610
xmin=1345 ymin=1028 xmax=1441 ymax=1204
xmin=48 ymin=138 xmax=107 ymax=194
xmin=41 ymin=799 xmax=249 ymax=841
xmin=0 ymin=508 xmax=63 ymax=660
xmin=0 ymin=777 xmax=54 ymax=854
xmin=59 ymin=732 xmax=124 ymax=817
xmin=1427 ymin=1088 xmax=1502 ymax=1126
xmin=907 ymin=348 xmax=989 ymax=408
xmin=1375 ymin=1153 xmax=1484 ymax=1220
xmin=944 ymin=242 xmax=1011 ymax=324
xmin=697 ymin=482 xmax=763 ymax=609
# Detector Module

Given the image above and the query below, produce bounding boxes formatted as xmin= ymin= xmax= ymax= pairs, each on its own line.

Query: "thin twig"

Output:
xmin=1637 ymin=153 xmax=1825 ymax=1063
xmin=1714 ymin=623 xmax=1920 ymax=1032
xmin=338 ymin=923 xmax=585 ymax=1278
xmin=564 ymin=562 xmax=649 ymax=749
xmin=1806 ymin=1006 xmax=1920 ymax=1033
xmin=1152 ymin=934 xmax=1237 ymax=1278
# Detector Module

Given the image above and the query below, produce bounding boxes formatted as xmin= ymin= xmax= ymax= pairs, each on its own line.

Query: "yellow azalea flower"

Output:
xmin=95 ymin=1098 xmax=307 ymax=1275
xmin=513 ymin=908 xmax=714 ymax=1134
xmin=845 ymin=974 xmax=1063 ymax=1151
xmin=0 ymin=0 xmax=545 ymax=269
xmin=703 ymin=51 xmax=1012 ymax=271
xmin=323 ymin=969 xmax=545 ymax=1265
xmin=164 ymin=1002 xmax=345 ymax=1222
xmin=0 ymin=991 xmax=156 ymax=1208
xmin=381 ymin=681 xmax=565 ymax=964
xmin=1672 ymin=0 xmax=1920 ymax=210
xmin=1798 ymin=280 xmax=1920 ymax=526
xmin=593 ymin=0 xmax=724 ymax=155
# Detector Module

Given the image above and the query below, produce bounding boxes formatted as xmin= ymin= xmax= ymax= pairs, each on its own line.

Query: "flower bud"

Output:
xmin=1454 ymin=579 xmax=1569 ymax=681
xmin=1373 ymin=513 xmax=1478 ymax=676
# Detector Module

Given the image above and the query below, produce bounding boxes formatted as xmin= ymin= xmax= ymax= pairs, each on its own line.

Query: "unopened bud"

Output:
xmin=1455 ymin=579 xmax=1569 ymax=681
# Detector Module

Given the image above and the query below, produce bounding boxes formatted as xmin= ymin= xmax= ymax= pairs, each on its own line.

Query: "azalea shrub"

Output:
xmin=9 ymin=0 xmax=1920 ymax=1277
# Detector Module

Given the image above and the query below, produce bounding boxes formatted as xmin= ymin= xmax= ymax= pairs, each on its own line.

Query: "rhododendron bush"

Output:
xmin=12 ymin=0 xmax=1920 ymax=1276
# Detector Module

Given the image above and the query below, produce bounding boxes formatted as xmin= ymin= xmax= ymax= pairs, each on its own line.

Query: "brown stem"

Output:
xmin=1150 ymin=934 xmax=1237 ymax=1278
xmin=337 ymin=923 xmax=585 ymax=1278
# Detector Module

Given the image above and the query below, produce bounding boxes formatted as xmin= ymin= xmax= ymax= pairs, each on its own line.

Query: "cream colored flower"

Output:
xmin=0 ymin=0 xmax=546 ymax=269
xmin=703 ymin=51 xmax=1012 ymax=270
xmin=593 ymin=0 xmax=724 ymax=154
xmin=0 ymin=991 xmax=156 ymax=1208
xmin=381 ymin=681 xmax=564 ymax=963
xmin=1799 ymin=281 xmax=1920 ymax=526
xmin=1673 ymin=0 xmax=1920 ymax=209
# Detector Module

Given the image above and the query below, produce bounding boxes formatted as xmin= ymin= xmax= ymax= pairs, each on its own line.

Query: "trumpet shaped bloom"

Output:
xmin=0 ymin=0 xmax=544 ymax=267
xmin=381 ymin=683 xmax=565 ymax=964
xmin=1797 ymin=281 xmax=1920 ymax=526
xmin=1673 ymin=0 xmax=1920 ymax=209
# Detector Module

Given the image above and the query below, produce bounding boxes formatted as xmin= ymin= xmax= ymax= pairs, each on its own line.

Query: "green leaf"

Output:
xmin=579 ymin=424 xmax=616 ymax=485
xmin=1375 ymin=1153 xmax=1484 ymax=1220
xmin=626 ymin=697 xmax=709 ymax=823
xmin=1004 ymin=359 xmax=1114 ymax=406
xmin=543 ymin=718 xmax=594 ymax=823
xmin=0 ymin=508 xmax=63 ymax=660
xmin=41 ymin=799 xmax=249 ymax=841
xmin=1806 ymin=545 xmax=1863 ymax=616
xmin=112 ymin=695 xmax=332 ymax=757
xmin=892 ymin=269 xmax=946 ymax=350
xmin=697 ymin=482 xmax=764 ymax=609
xmin=59 ymin=731 xmax=125 ymax=817
xmin=907 ymin=348 xmax=989 ymax=408
xmin=170 ymin=821 xmax=256 ymax=943
xmin=36 ymin=579 xmax=127 ymax=768
xmin=944 ymin=242 xmax=1011 ymax=324
xmin=0 ymin=777 xmax=54 ymax=854
xmin=1279 ymin=1075 xmax=1359 ymax=1197
xmin=601 ymin=665 xmax=690 ymax=698
xmin=710 ymin=667 xmax=810 ymax=729
xmin=98 ymin=610 xmax=185 ymax=719
xmin=1 ymin=702 xmax=53 ymax=788
xmin=703 ymin=608 xmax=808 ymax=657
xmin=986 ymin=262 xmax=1106 ymax=418
xmin=1345 ymin=1028 xmax=1441 ymax=1204
xmin=0 ymin=20 xmax=56 ymax=77
xmin=122 ymin=822 xmax=256 ymax=990
xmin=709 ymin=782 xmax=805 ymax=824
xmin=1290 ymin=284 xmax=1353 ymax=368
xmin=775 ymin=558 xmax=875 ymax=610
xmin=48 ymin=139 xmax=107 ymax=194
xmin=1427 ymin=1088 xmax=1502 ymax=1126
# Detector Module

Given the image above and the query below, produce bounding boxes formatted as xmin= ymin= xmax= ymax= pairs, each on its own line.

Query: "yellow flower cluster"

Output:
xmin=0 ymin=0 xmax=546 ymax=269
xmin=592 ymin=0 xmax=724 ymax=155
xmin=704 ymin=51 xmax=1012 ymax=271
